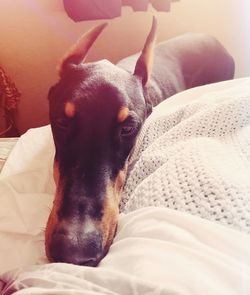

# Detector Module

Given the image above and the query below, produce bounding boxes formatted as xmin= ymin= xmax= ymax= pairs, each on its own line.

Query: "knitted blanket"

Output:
xmin=120 ymin=78 xmax=250 ymax=234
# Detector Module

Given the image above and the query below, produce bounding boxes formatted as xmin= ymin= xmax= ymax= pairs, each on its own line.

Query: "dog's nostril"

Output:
xmin=49 ymin=230 xmax=103 ymax=266
xmin=78 ymin=257 xmax=99 ymax=267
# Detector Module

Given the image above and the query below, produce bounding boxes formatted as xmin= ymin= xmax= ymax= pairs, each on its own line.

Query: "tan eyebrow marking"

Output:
xmin=64 ymin=101 xmax=76 ymax=118
xmin=117 ymin=107 xmax=129 ymax=123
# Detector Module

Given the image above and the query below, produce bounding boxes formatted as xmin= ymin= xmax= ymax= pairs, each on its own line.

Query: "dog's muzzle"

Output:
xmin=48 ymin=218 xmax=103 ymax=266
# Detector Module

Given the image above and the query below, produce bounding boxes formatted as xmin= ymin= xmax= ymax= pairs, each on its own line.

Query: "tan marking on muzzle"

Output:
xmin=101 ymin=168 xmax=127 ymax=253
xmin=65 ymin=101 xmax=76 ymax=118
xmin=45 ymin=160 xmax=63 ymax=261
xmin=117 ymin=107 xmax=129 ymax=123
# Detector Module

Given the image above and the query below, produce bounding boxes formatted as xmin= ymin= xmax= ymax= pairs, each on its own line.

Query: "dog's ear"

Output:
xmin=134 ymin=16 xmax=157 ymax=86
xmin=59 ymin=23 xmax=107 ymax=76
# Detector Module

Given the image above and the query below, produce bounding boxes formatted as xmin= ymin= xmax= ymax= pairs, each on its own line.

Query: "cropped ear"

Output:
xmin=59 ymin=23 xmax=107 ymax=76
xmin=134 ymin=16 xmax=157 ymax=86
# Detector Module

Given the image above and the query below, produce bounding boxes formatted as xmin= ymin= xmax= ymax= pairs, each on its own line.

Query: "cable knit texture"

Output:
xmin=120 ymin=79 xmax=250 ymax=234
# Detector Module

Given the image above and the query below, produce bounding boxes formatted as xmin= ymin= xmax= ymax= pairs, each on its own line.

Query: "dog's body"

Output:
xmin=118 ymin=32 xmax=234 ymax=109
xmin=45 ymin=18 xmax=234 ymax=266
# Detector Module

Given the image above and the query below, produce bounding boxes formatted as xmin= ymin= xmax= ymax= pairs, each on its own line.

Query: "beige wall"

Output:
xmin=0 ymin=0 xmax=249 ymax=134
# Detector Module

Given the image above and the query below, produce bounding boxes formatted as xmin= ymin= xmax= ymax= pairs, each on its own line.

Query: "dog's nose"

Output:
xmin=49 ymin=227 xmax=103 ymax=266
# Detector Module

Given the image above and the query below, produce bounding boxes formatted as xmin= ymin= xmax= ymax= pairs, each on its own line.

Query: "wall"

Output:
xmin=0 ymin=0 xmax=249 ymax=134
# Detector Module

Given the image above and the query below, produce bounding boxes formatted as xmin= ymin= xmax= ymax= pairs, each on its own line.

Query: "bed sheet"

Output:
xmin=1 ymin=207 xmax=250 ymax=295
xmin=0 ymin=138 xmax=18 ymax=173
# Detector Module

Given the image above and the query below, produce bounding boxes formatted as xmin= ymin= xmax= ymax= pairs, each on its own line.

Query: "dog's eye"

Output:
xmin=120 ymin=125 xmax=136 ymax=137
xmin=56 ymin=117 xmax=69 ymax=129
xmin=119 ymin=114 xmax=141 ymax=139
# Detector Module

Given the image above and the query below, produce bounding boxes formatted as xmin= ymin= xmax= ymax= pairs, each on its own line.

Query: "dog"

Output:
xmin=45 ymin=17 xmax=234 ymax=266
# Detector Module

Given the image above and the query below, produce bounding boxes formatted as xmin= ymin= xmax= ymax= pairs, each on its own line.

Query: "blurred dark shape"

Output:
xmin=63 ymin=0 xmax=174 ymax=22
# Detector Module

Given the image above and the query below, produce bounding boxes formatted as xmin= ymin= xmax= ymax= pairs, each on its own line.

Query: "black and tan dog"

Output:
xmin=45 ymin=17 xmax=234 ymax=266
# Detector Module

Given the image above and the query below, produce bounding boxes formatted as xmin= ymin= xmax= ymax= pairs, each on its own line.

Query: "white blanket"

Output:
xmin=1 ymin=207 xmax=250 ymax=294
xmin=1 ymin=78 xmax=250 ymax=294
xmin=121 ymin=77 xmax=250 ymax=233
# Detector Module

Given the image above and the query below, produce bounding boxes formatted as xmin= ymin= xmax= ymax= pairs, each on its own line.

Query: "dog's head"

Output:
xmin=45 ymin=17 xmax=157 ymax=266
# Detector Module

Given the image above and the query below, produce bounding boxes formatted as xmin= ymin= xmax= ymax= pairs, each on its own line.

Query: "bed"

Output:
xmin=0 ymin=77 xmax=250 ymax=294
xmin=0 ymin=138 xmax=18 ymax=173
